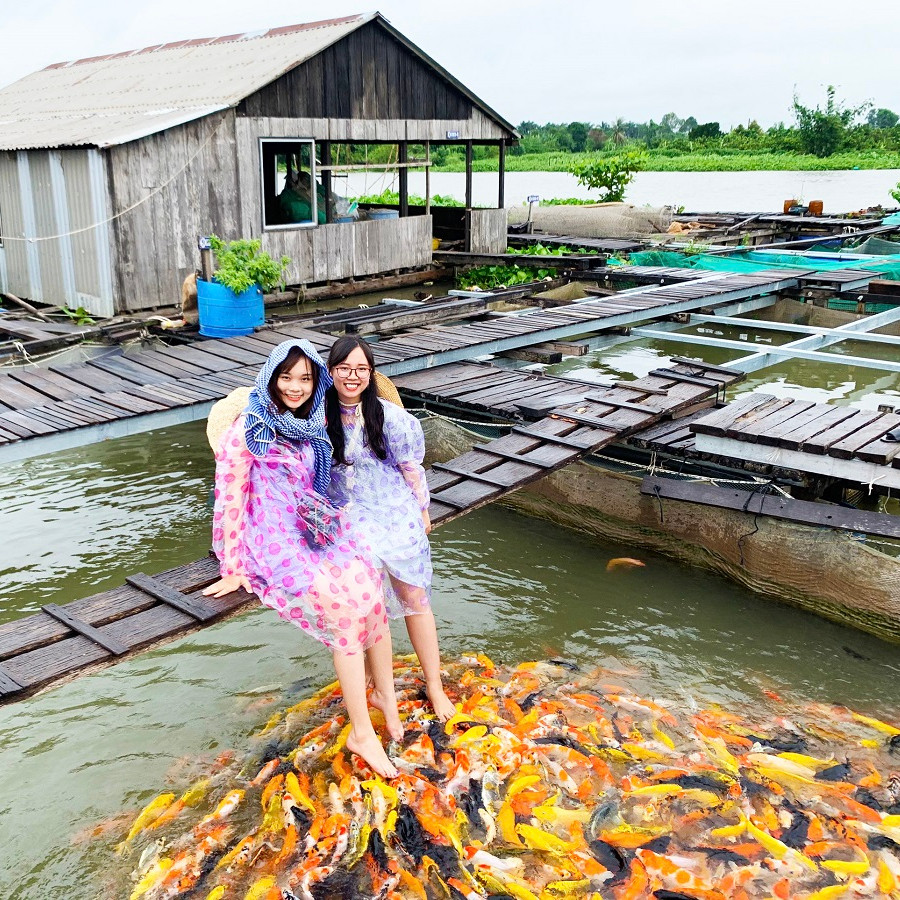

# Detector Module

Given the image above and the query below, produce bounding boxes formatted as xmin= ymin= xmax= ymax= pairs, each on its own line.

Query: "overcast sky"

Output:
xmin=2 ymin=0 xmax=898 ymax=130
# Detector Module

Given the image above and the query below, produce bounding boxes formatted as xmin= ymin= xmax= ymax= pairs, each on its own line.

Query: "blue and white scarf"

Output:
xmin=244 ymin=339 xmax=333 ymax=495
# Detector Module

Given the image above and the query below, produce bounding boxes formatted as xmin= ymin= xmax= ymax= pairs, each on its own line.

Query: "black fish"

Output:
xmin=546 ymin=657 xmax=580 ymax=672
xmin=428 ymin=844 xmax=463 ymax=879
xmin=694 ymin=846 xmax=751 ymax=866
xmin=588 ymin=839 xmax=629 ymax=883
xmin=289 ymin=804 xmax=312 ymax=836
xmin=655 ymin=892 xmax=704 ymax=900
xmin=310 ymin=867 xmax=358 ymax=899
xmin=416 ymin=766 xmax=445 ymax=784
xmin=890 ymin=734 xmax=900 ymax=756
xmin=427 ymin=720 xmax=451 ymax=754
xmin=855 ymin=788 xmax=884 ymax=811
xmin=533 ymin=735 xmax=594 ymax=756
xmin=842 ymin=645 xmax=871 ymax=661
xmin=868 ymin=834 xmax=900 ymax=854
xmin=258 ymin=738 xmax=296 ymax=764
xmin=669 ymin=774 xmax=728 ymax=794
xmin=520 ymin=691 xmax=542 ymax=712
xmin=816 ymin=761 xmax=851 ymax=782
xmin=459 ymin=780 xmax=484 ymax=830
xmin=366 ymin=827 xmax=390 ymax=873
xmin=644 ymin=835 xmax=672 ymax=853
xmin=779 ymin=812 xmax=810 ymax=849
xmin=739 ymin=776 xmax=768 ymax=797
xmin=743 ymin=733 xmax=807 ymax=753
xmin=395 ymin=803 xmax=430 ymax=866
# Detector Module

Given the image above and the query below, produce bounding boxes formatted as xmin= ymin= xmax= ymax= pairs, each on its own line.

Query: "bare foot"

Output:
xmin=425 ymin=681 xmax=457 ymax=722
xmin=369 ymin=688 xmax=404 ymax=742
xmin=346 ymin=729 xmax=398 ymax=779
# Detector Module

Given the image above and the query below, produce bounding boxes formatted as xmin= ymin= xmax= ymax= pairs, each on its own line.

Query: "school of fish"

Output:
xmin=111 ymin=655 xmax=900 ymax=899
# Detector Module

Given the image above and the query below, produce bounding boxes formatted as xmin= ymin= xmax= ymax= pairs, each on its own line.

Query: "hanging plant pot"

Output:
xmin=197 ymin=279 xmax=264 ymax=338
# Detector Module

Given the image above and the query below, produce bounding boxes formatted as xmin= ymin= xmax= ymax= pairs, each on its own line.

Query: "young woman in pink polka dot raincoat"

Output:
xmin=203 ymin=339 xmax=402 ymax=777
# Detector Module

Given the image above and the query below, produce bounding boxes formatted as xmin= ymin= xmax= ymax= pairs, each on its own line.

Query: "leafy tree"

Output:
xmin=567 ymin=121 xmax=589 ymax=153
xmin=610 ymin=118 xmax=628 ymax=146
xmin=792 ymin=85 xmax=870 ymax=157
xmin=688 ymin=122 xmax=721 ymax=140
xmin=679 ymin=116 xmax=698 ymax=134
xmin=518 ymin=121 xmax=539 ymax=136
xmin=868 ymin=108 xmax=900 ymax=129
xmin=568 ymin=149 xmax=647 ymax=202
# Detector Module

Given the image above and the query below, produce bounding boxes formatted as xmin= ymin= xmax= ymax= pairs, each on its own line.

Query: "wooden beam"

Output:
xmin=126 ymin=573 xmax=220 ymax=622
xmin=465 ymin=140 xmax=473 ymax=252
xmin=321 ymin=141 xmax=333 ymax=225
xmin=41 ymin=603 xmax=130 ymax=656
xmin=641 ymin=476 xmax=900 ymax=539
xmin=498 ymin=140 xmax=506 ymax=209
xmin=398 ymin=142 xmax=409 ymax=218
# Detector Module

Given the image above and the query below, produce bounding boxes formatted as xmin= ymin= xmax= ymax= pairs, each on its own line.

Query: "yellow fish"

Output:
xmin=852 ymin=712 xmax=900 ymax=735
xmin=498 ymin=802 xmax=523 ymax=847
xmin=129 ymin=858 xmax=173 ymax=900
xmin=453 ymin=724 xmax=489 ymax=746
xmin=285 ymin=772 xmax=317 ymax=815
xmin=204 ymin=888 xmax=225 ymax=900
xmin=710 ymin=821 xmax=745 ymax=838
xmin=821 ymin=857 xmax=869 ymax=877
xmin=805 ymin=886 xmax=849 ymax=900
xmin=120 ymin=793 xmax=175 ymax=847
xmin=743 ymin=815 xmax=817 ymax=872
xmin=542 ymin=879 xmax=591 ymax=896
xmin=515 ymin=823 xmax=576 ymax=854
xmin=507 ymin=774 xmax=542 ymax=797
xmin=244 ymin=876 xmax=276 ymax=900
xmin=200 ymin=789 xmax=244 ymax=825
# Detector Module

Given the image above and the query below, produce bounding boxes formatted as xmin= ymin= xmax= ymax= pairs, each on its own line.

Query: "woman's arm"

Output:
xmin=385 ymin=404 xmax=430 ymax=512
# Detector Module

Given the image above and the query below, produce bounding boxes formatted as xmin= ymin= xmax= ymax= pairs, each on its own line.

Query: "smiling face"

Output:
xmin=330 ymin=346 xmax=372 ymax=405
xmin=274 ymin=354 xmax=316 ymax=413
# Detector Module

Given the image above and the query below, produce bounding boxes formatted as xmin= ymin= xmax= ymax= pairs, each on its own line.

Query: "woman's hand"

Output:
xmin=203 ymin=574 xmax=252 ymax=598
xmin=421 ymin=508 xmax=432 ymax=536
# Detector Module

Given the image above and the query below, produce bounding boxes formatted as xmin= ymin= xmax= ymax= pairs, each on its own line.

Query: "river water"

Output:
xmin=2 ymin=407 xmax=900 ymax=895
xmin=345 ymin=168 xmax=900 ymax=213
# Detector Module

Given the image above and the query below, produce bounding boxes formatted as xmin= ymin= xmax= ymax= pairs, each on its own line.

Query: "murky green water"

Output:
xmin=2 ymin=420 xmax=900 ymax=897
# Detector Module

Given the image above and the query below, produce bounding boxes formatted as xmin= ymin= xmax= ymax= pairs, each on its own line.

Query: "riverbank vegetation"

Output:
xmin=431 ymin=87 xmax=900 ymax=173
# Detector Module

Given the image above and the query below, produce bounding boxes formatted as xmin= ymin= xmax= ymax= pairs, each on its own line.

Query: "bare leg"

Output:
xmin=365 ymin=636 xmax=404 ymax=741
xmin=332 ymin=649 xmax=397 ymax=778
xmin=392 ymin=577 xmax=456 ymax=722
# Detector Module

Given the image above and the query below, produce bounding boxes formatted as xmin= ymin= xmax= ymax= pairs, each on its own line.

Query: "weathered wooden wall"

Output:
xmin=469 ymin=208 xmax=508 ymax=255
xmin=0 ymin=148 xmax=115 ymax=315
xmin=106 ymin=110 xmax=241 ymax=313
xmin=237 ymin=20 xmax=508 ymax=141
xmin=260 ymin=216 xmax=432 ymax=284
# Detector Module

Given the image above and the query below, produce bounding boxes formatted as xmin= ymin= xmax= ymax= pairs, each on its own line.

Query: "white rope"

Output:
xmin=0 ymin=116 xmax=225 ymax=244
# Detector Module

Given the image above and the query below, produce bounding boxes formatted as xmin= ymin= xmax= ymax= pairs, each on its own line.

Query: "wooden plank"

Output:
xmin=581 ymin=392 xmax=663 ymax=414
xmin=0 ymin=663 xmax=25 ymax=696
xmin=649 ymin=368 xmax=723 ymax=389
xmin=668 ymin=356 xmax=742 ymax=377
xmin=126 ymin=573 xmax=220 ymax=622
xmin=799 ymin=410 xmax=882 ymax=456
xmin=431 ymin=462 xmax=513 ymax=488
xmin=40 ymin=604 xmax=129 ymax=655
xmin=758 ymin=404 xmax=858 ymax=449
xmin=613 ymin=380 xmax=669 ymax=396
xmin=725 ymin=399 xmax=813 ymax=441
xmin=691 ymin=394 xmax=781 ymax=437
xmin=641 ymin=476 xmax=900 ymax=540
xmin=510 ymin=426 xmax=599 ymax=450
xmin=826 ymin=413 xmax=900 ymax=461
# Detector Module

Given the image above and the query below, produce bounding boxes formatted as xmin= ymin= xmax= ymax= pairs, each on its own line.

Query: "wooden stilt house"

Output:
xmin=0 ymin=13 xmax=517 ymax=316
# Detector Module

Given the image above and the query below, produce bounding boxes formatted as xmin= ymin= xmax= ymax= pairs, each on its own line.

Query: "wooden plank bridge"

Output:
xmin=0 ymin=268 xmax=805 ymax=462
xmin=0 ymin=358 xmax=740 ymax=703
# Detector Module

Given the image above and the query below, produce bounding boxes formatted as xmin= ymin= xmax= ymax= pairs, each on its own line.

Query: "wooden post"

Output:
xmin=465 ymin=140 xmax=473 ymax=252
xmin=425 ymin=141 xmax=431 ymax=214
xmin=398 ymin=141 xmax=409 ymax=218
xmin=498 ymin=140 xmax=506 ymax=209
xmin=321 ymin=141 xmax=333 ymax=224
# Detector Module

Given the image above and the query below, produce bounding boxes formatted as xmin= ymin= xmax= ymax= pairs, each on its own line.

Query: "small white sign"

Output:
xmin=446 ymin=130 xmax=460 ymax=139
xmin=527 ymin=195 xmax=540 ymax=204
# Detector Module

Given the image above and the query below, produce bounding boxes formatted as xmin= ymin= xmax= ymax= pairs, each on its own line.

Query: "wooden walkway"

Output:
xmin=630 ymin=393 xmax=900 ymax=490
xmin=0 ymin=360 xmax=740 ymax=703
xmin=0 ymin=269 xmax=806 ymax=461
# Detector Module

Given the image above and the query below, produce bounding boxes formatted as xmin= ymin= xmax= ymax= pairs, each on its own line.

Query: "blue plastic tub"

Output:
xmin=197 ymin=279 xmax=264 ymax=338
xmin=367 ymin=208 xmax=399 ymax=220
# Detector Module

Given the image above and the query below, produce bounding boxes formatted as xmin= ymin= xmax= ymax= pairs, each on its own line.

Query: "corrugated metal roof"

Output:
xmin=0 ymin=15 xmax=373 ymax=150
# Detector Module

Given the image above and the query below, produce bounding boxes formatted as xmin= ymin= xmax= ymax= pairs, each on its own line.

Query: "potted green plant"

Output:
xmin=197 ymin=236 xmax=291 ymax=338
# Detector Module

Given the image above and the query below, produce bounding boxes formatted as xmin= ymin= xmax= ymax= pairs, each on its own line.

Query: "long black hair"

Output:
xmin=325 ymin=336 xmax=387 ymax=464
xmin=268 ymin=345 xmax=318 ymax=419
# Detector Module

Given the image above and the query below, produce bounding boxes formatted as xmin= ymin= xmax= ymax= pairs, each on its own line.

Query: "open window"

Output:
xmin=260 ymin=138 xmax=320 ymax=230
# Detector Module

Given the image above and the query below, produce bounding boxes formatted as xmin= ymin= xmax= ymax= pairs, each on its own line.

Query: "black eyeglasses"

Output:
xmin=333 ymin=365 xmax=372 ymax=378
